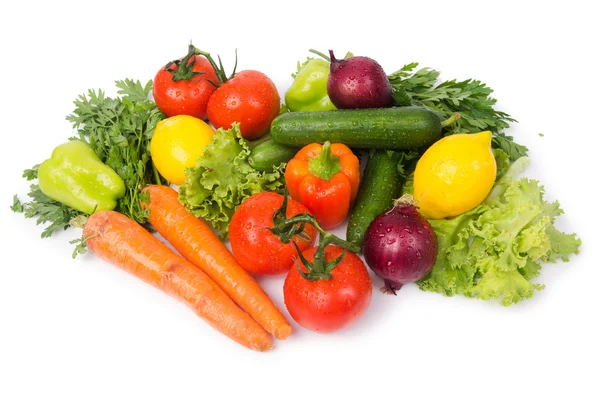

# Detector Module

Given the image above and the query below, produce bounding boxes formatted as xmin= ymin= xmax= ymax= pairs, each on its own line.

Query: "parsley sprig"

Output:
xmin=66 ymin=79 xmax=166 ymax=224
xmin=388 ymin=63 xmax=527 ymax=160
xmin=11 ymin=166 xmax=86 ymax=238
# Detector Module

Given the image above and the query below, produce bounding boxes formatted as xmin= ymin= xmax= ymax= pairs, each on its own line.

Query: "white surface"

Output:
xmin=1 ymin=1 xmax=598 ymax=396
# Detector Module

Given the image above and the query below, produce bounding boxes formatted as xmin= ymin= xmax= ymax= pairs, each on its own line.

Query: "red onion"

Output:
xmin=327 ymin=50 xmax=394 ymax=109
xmin=362 ymin=196 xmax=438 ymax=294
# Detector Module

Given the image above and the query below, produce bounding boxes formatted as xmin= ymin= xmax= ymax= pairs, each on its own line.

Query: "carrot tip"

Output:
xmin=274 ymin=324 xmax=293 ymax=340
xmin=252 ymin=342 xmax=275 ymax=352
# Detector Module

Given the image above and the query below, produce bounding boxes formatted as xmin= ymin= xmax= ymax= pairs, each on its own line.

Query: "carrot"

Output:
xmin=83 ymin=210 xmax=273 ymax=352
xmin=144 ymin=185 xmax=293 ymax=340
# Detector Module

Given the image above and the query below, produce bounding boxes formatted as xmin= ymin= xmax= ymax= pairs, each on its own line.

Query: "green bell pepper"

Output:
xmin=38 ymin=140 xmax=126 ymax=214
xmin=285 ymin=58 xmax=337 ymax=112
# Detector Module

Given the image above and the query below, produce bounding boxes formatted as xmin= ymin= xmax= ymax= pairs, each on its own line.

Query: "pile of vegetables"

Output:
xmin=11 ymin=43 xmax=581 ymax=352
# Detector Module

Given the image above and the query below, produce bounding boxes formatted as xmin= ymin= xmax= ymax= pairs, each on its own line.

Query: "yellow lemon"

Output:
xmin=150 ymin=115 xmax=215 ymax=185
xmin=413 ymin=131 xmax=497 ymax=219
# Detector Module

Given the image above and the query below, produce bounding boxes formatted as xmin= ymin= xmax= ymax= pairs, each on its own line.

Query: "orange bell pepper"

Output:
xmin=284 ymin=141 xmax=360 ymax=229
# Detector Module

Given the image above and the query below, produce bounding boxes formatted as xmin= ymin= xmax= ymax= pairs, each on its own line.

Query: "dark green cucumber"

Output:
xmin=270 ymin=106 xmax=442 ymax=149
xmin=248 ymin=139 xmax=298 ymax=172
xmin=346 ymin=150 xmax=404 ymax=249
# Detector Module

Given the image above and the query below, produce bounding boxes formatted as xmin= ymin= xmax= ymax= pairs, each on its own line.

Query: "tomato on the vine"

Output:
xmin=153 ymin=45 xmax=218 ymax=120
xmin=229 ymin=192 xmax=317 ymax=276
xmin=207 ymin=70 xmax=280 ymax=140
xmin=284 ymin=245 xmax=372 ymax=333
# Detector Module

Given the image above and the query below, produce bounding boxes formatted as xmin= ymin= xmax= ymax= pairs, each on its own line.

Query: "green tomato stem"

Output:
xmin=269 ymin=187 xmax=359 ymax=281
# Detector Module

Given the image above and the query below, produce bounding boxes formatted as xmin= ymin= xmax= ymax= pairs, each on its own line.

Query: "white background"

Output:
xmin=1 ymin=1 xmax=598 ymax=396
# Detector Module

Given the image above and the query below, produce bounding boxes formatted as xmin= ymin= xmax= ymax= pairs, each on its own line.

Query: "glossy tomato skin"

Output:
xmin=284 ymin=246 xmax=373 ymax=333
xmin=229 ymin=192 xmax=317 ymax=276
xmin=153 ymin=55 xmax=219 ymax=120
xmin=207 ymin=70 xmax=281 ymax=140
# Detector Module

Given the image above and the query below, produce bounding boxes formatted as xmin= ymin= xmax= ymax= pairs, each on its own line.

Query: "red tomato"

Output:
xmin=283 ymin=246 xmax=372 ymax=333
xmin=153 ymin=55 xmax=219 ymax=120
xmin=207 ymin=70 xmax=280 ymax=140
xmin=229 ymin=192 xmax=318 ymax=276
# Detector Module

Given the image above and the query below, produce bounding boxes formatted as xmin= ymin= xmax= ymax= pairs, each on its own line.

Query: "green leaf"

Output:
xmin=69 ymin=234 xmax=90 ymax=259
xmin=23 ymin=164 xmax=40 ymax=181
xmin=492 ymin=133 xmax=529 ymax=161
xmin=10 ymin=195 xmax=23 ymax=213
xmin=493 ymin=148 xmax=510 ymax=180
xmin=18 ymin=184 xmax=85 ymax=238
xmin=544 ymin=225 xmax=581 ymax=263
xmin=115 ymin=79 xmax=153 ymax=102
xmin=396 ymin=150 xmax=421 ymax=179
xmin=178 ymin=124 xmax=285 ymax=239
xmin=468 ymin=266 xmax=543 ymax=307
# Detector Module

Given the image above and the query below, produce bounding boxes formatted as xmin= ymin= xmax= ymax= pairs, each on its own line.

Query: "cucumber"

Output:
xmin=248 ymin=139 xmax=298 ymax=172
xmin=270 ymin=106 xmax=442 ymax=149
xmin=346 ymin=150 xmax=404 ymax=249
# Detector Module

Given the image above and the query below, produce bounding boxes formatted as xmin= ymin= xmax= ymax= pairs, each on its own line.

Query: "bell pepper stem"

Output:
xmin=308 ymin=141 xmax=342 ymax=181
xmin=308 ymin=49 xmax=331 ymax=62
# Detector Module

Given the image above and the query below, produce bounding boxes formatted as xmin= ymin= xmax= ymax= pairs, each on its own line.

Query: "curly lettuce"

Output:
xmin=178 ymin=124 xmax=284 ymax=239
xmin=415 ymin=157 xmax=581 ymax=306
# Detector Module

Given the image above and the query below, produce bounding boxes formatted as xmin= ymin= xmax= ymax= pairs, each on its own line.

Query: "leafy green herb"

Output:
xmin=388 ymin=63 xmax=527 ymax=160
xmin=69 ymin=232 xmax=95 ymax=259
xmin=14 ymin=184 xmax=85 ymax=238
xmin=67 ymin=79 xmax=166 ymax=224
xmin=395 ymin=150 xmax=421 ymax=179
xmin=179 ymin=123 xmax=285 ymax=239
xmin=23 ymin=165 xmax=40 ymax=181
xmin=10 ymin=195 xmax=23 ymax=213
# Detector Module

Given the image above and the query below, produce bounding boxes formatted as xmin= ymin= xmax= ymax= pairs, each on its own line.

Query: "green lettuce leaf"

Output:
xmin=418 ymin=158 xmax=581 ymax=306
xmin=178 ymin=124 xmax=285 ymax=239
xmin=493 ymin=148 xmax=510 ymax=180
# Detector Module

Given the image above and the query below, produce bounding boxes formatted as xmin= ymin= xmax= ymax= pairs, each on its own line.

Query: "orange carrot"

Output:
xmin=83 ymin=210 xmax=273 ymax=352
xmin=144 ymin=185 xmax=293 ymax=340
